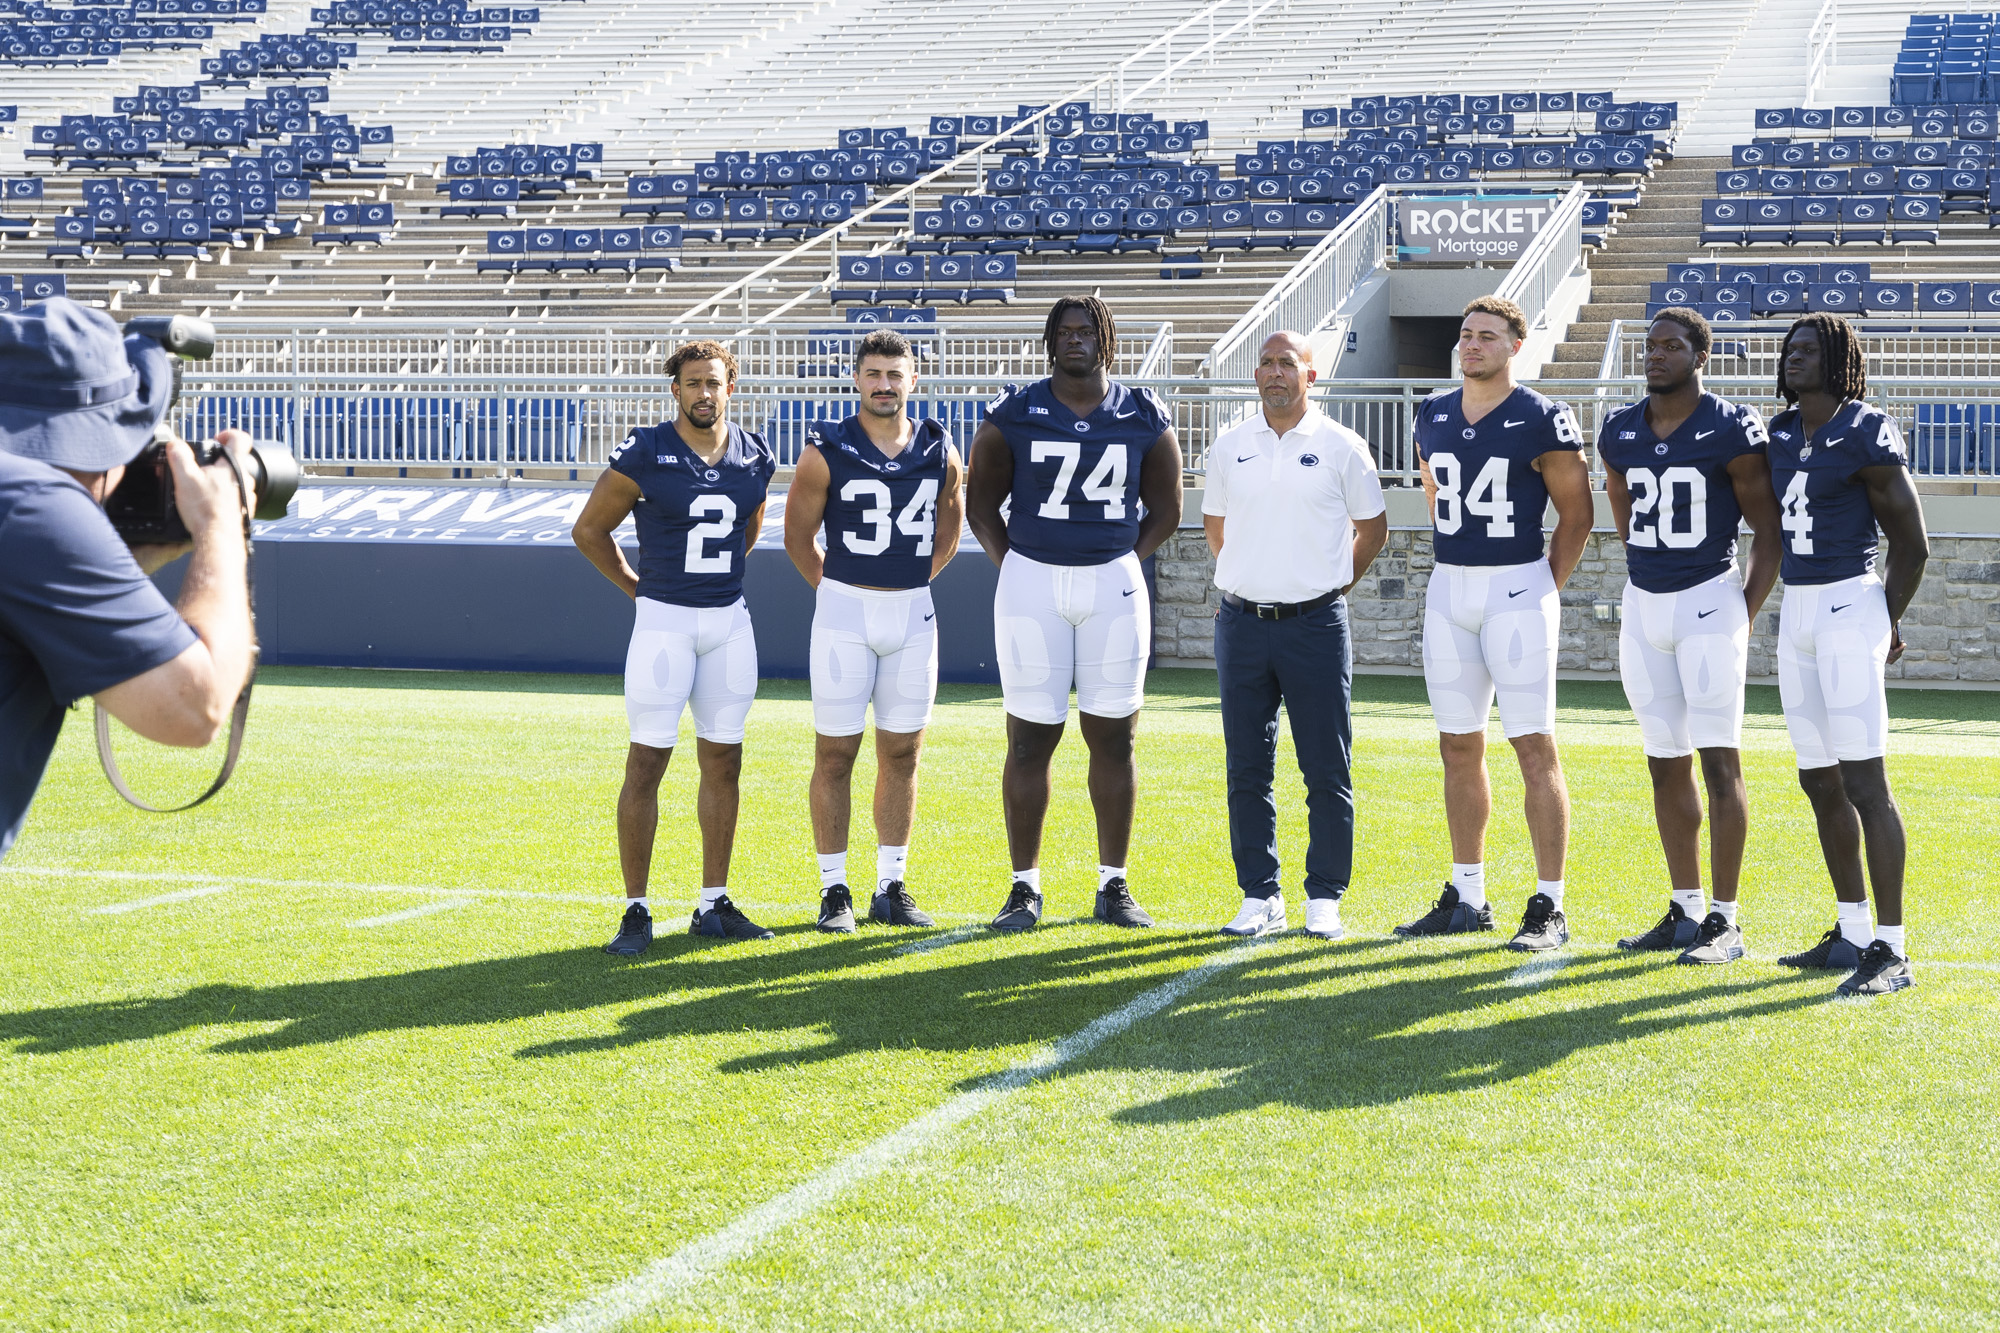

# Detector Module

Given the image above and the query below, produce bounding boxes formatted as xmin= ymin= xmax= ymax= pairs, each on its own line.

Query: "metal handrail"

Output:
xmin=1197 ymin=185 xmax=1391 ymax=379
xmin=1114 ymin=0 xmax=1284 ymax=109
xmin=1805 ymin=0 xmax=1839 ymax=105
xmin=663 ymin=0 xmax=1273 ymax=327
xmin=1136 ymin=321 xmax=1176 ymax=378
xmin=1492 ymin=182 xmax=1588 ymax=329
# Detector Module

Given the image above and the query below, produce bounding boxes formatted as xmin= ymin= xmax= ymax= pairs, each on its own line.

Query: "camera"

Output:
xmin=102 ymin=315 xmax=301 ymax=544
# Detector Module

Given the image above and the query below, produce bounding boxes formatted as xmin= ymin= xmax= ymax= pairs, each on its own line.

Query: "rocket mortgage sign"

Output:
xmin=1396 ymin=195 xmax=1556 ymax=264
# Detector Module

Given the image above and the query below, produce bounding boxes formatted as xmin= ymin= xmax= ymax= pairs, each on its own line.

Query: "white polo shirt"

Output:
xmin=1202 ymin=405 xmax=1385 ymax=604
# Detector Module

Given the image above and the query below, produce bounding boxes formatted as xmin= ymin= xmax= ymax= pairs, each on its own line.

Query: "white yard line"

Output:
xmin=1504 ymin=954 xmax=1574 ymax=987
xmin=538 ymin=940 xmax=1272 ymax=1333
xmin=893 ymin=923 xmax=984 ymax=956
xmin=88 ymin=885 xmax=231 ymax=915
xmin=8 ymin=865 xmax=609 ymax=904
xmin=348 ymin=899 xmax=475 ymax=928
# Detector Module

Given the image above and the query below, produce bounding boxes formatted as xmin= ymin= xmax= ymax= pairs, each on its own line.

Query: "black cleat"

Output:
xmin=1394 ymin=884 xmax=1495 ymax=938
xmin=1618 ymin=900 xmax=1700 ymax=951
xmin=1093 ymin=877 xmax=1154 ymax=928
xmin=690 ymin=895 xmax=775 ymax=941
xmin=817 ymin=884 xmax=856 ymax=934
xmin=989 ymin=881 xmax=1043 ymax=932
xmin=1777 ymin=925 xmax=1864 ymax=971
xmin=1508 ymin=893 xmax=1570 ymax=953
xmin=1676 ymin=912 xmax=1745 ymax=965
xmin=869 ymin=880 xmax=935 ymax=928
xmin=1837 ymin=940 xmax=1915 ymax=997
xmin=604 ymin=901 xmax=653 ymax=956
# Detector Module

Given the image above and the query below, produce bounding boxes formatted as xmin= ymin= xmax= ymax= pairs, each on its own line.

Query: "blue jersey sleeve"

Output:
xmin=1857 ymin=410 xmax=1908 ymax=470
xmin=608 ymin=426 xmax=651 ymax=484
xmin=1131 ymin=386 xmax=1172 ymax=441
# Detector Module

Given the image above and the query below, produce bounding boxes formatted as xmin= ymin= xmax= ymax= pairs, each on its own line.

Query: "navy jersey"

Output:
xmin=609 ymin=419 xmax=775 ymax=607
xmin=1415 ymin=384 xmax=1583 ymax=566
xmin=989 ymin=378 xmax=1171 ymax=566
xmin=808 ymin=415 xmax=949 ymax=590
xmin=1598 ymin=392 xmax=1768 ymax=593
xmin=1766 ymin=400 xmax=1908 ymax=585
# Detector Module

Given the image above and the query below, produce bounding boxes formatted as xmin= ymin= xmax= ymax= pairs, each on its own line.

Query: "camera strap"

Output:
xmin=93 ymin=681 xmax=254 ymax=812
xmin=94 ymin=444 xmax=259 ymax=813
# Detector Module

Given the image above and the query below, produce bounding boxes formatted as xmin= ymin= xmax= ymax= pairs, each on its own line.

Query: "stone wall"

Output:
xmin=1152 ymin=526 xmax=2000 ymax=684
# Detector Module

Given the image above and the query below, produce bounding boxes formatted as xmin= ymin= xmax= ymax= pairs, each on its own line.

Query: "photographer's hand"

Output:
xmin=93 ymin=430 xmax=257 ymax=748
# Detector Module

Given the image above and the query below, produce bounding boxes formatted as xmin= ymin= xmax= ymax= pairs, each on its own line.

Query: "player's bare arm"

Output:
xmin=1604 ymin=466 xmax=1633 ymax=541
xmin=1538 ymin=447 xmax=1593 ymax=587
xmin=743 ymin=499 xmax=768 ymax=559
xmin=930 ymin=444 xmax=966 ymax=580
xmin=784 ymin=444 xmax=832 ymax=587
xmin=1729 ymin=452 xmax=1784 ymax=619
xmin=1861 ymin=462 xmax=1931 ymax=663
xmin=965 ymin=419 xmax=1013 ymax=566
xmin=572 ymin=467 xmax=644 ymax=599
xmin=1132 ymin=428 xmax=1184 ymax=562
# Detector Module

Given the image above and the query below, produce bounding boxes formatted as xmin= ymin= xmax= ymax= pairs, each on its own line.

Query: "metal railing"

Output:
xmin=1491 ymin=183 xmax=1588 ymax=331
xmin=1804 ymin=0 xmax=1839 ymax=105
xmin=1113 ymin=0 xmax=1285 ymax=109
xmin=1198 ymin=186 xmax=1392 ymax=380
xmin=1604 ymin=318 xmax=2000 ymax=382
xmin=658 ymin=0 xmax=1277 ymax=327
xmin=169 ymin=368 xmax=2000 ymax=481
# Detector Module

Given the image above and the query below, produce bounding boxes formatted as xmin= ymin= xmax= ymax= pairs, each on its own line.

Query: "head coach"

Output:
xmin=0 ymin=299 xmax=256 ymax=858
xmin=1206 ymin=331 xmax=1388 ymax=941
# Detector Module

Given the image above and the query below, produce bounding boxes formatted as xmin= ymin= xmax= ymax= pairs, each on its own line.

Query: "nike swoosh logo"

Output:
xmin=1695 ymin=430 xmax=1715 ymax=439
xmin=1503 ymin=419 xmax=1525 ymax=428
xmin=1122 ymin=588 xmax=1137 ymax=597
xmin=923 ymin=612 xmax=935 ymax=621
xmin=1508 ymin=588 xmax=1527 ymax=598
xmin=1697 ymin=608 xmax=1717 ymax=618
xmin=1831 ymin=603 xmax=1850 ymax=613
xmin=1824 ymin=437 xmax=1844 ymax=446
xmin=1237 ymin=454 xmax=1257 ymax=462
xmin=1115 ymin=410 xmax=1138 ymax=419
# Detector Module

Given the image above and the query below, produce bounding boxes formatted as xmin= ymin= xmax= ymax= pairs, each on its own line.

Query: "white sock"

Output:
xmin=1836 ymin=899 xmax=1873 ymax=948
xmin=1672 ymin=888 xmax=1706 ymax=920
xmin=1014 ymin=867 xmax=1040 ymax=893
xmin=628 ymin=896 xmax=648 ymax=913
xmin=1711 ymin=898 xmax=1739 ymax=924
xmin=1537 ymin=879 xmax=1565 ymax=910
xmin=1875 ymin=923 xmax=1905 ymax=956
xmin=1451 ymin=862 xmax=1486 ymax=907
xmin=699 ymin=885 xmax=726 ymax=912
xmin=1098 ymin=864 xmax=1126 ymax=891
xmin=817 ymin=852 xmax=846 ymax=891
xmin=877 ymin=844 xmax=909 ymax=890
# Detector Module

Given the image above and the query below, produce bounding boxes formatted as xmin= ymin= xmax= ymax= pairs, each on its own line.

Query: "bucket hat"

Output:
xmin=0 ymin=298 xmax=173 ymax=472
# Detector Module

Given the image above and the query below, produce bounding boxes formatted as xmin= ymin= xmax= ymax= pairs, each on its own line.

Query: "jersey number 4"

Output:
xmin=840 ymin=478 xmax=938 ymax=556
xmin=1780 ymin=472 xmax=1814 ymax=554
xmin=1033 ymin=440 xmax=1127 ymax=520
xmin=1625 ymin=466 xmax=1707 ymax=549
xmin=1428 ymin=451 xmax=1514 ymax=538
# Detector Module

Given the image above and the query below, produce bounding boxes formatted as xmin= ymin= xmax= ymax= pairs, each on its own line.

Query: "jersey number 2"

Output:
xmin=685 ymin=495 xmax=737 ymax=572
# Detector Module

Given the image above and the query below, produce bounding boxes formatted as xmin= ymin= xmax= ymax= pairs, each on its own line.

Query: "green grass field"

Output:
xmin=4 ymin=667 xmax=1998 ymax=1331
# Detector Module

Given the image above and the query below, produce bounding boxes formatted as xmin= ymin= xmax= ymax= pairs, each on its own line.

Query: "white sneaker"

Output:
xmin=1220 ymin=893 xmax=1287 ymax=937
xmin=1304 ymin=898 xmax=1344 ymax=940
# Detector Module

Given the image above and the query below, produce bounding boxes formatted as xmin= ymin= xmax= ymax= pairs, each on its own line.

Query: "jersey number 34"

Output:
xmin=841 ymin=478 xmax=938 ymax=556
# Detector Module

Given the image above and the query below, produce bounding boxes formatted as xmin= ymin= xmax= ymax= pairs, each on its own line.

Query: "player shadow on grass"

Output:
xmin=1098 ymin=943 xmax=1832 ymax=1120
xmin=0 ymin=928 xmax=1237 ymax=1064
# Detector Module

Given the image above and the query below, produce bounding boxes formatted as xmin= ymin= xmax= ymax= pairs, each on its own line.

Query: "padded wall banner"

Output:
xmin=1395 ymin=195 xmax=1556 ymax=264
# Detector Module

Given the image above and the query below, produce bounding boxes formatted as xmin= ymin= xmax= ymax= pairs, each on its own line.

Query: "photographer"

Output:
xmin=0 ymin=299 xmax=255 ymax=858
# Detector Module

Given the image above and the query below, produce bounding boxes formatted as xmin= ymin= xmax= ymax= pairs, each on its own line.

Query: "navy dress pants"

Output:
xmin=1214 ymin=596 xmax=1355 ymax=901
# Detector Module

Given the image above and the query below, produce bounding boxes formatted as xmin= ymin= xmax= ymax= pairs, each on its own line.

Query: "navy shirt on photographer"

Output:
xmin=0 ymin=453 xmax=196 ymax=857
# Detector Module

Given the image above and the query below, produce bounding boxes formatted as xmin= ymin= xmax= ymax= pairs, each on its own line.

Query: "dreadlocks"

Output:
xmin=1042 ymin=295 xmax=1117 ymax=370
xmin=1777 ymin=313 xmax=1867 ymax=405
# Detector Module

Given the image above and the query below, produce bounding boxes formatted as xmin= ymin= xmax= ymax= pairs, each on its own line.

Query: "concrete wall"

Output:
xmin=1154 ymin=494 xmax=2000 ymax=685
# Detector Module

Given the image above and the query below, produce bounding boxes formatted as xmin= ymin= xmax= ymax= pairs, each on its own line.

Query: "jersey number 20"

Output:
xmin=1428 ymin=451 xmax=1514 ymax=537
xmin=1625 ymin=466 xmax=1707 ymax=549
xmin=840 ymin=478 xmax=938 ymax=556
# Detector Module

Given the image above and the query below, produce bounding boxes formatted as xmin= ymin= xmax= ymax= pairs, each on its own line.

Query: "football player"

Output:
xmin=573 ymin=340 xmax=777 ymax=954
xmin=965 ymin=295 xmax=1183 ymax=931
xmin=1599 ymin=309 xmax=1782 ymax=965
xmin=1399 ymin=296 xmax=1594 ymax=951
xmin=1765 ymin=313 xmax=1929 ymax=996
xmin=784 ymin=328 xmax=965 ymax=933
